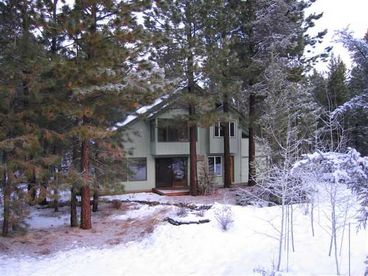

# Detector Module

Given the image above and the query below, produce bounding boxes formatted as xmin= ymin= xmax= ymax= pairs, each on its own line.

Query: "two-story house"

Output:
xmin=118 ymin=89 xmax=263 ymax=193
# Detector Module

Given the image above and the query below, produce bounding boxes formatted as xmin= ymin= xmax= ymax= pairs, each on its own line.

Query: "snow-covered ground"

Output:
xmin=0 ymin=190 xmax=366 ymax=276
xmin=25 ymin=208 xmax=70 ymax=229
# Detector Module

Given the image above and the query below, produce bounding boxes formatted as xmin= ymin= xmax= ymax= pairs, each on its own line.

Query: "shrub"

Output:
xmin=197 ymin=162 xmax=216 ymax=195
xmin=111 ymin=199 xmax=122 ymax=209
xmin=196 ymin=209 xmax=205 ymax=217
xmin=176 ymin=207 xmax=188 ymax=217
xmin=214 ymin=205 xmax=233 ymax=231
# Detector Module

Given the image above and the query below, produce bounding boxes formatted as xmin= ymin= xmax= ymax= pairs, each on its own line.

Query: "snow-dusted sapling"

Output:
xmin=293 ymin=148 xmax=368 ymax=274
xmin=214 ymin=205 xmax=233 ymax=231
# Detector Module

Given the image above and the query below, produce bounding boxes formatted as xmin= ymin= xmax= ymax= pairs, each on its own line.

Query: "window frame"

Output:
xmin=127 ymin=157 xmax=147 ymax=181
xmin=208 ymin=156 xmax=222 ymax=176
xmin=157 ymin=118 xmax=189 ymax=142
xmin=213 ymin=122 xmax=236 ymax=138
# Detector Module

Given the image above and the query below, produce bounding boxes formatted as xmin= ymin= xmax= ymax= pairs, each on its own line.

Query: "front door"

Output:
xmin=156 ymin=157 xmax=188 ymax=188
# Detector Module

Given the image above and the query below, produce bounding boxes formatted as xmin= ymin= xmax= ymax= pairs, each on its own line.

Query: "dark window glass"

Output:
xmin=214 ymin=123 xmax=220 ymax=137
xmin=230 ymin=122 xmax=235 ymax=137
xmin=157 ymin=119 xmax=189 ymax=142
xmin=214 ymin=122 xmax=235 ymax=137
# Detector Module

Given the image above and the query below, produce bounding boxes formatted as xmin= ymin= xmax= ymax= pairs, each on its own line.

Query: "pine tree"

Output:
xmin=144 ymin=0 xmax=210 ymax=196
xmin=231 ymin=0 xmax=326 ymax=184
xmin=337 ymin=30 xmax=368 ymax=155
xmin=0 ymin=0 xmax=48 ymax=236
xmin=327 ymin=56 xmax=349 ymax=109
xmin=202 ymin=0 xmax=242 ymax=188
xmin=311 ymin=56 xmax=349 ymax=151
xmin=57 ymin=0 xmax=162 ymax=229
xmin=259 ymin=59 xmax=319 ymax=165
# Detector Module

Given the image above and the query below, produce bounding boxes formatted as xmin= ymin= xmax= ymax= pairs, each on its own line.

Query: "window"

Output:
xmin=214 ymin=122 xmax=235 ymax=137
xmin=127 ymin=158 xmax=147 ymax=181
xmin=230 ymin=122 xmax=235 ymax=137
xmin=208 ymin=156 xmax=222 ymax=176
xmin=157 ymin=119 xmax=189 ymax=142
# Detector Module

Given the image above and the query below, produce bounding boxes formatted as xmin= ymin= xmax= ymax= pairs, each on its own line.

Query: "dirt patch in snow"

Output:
xmin=0 ymin=187 xmax=243 ymax=258
xmin=0 ymin=202 xmax=170 ymax=258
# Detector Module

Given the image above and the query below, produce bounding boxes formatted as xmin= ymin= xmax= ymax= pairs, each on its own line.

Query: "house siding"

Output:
xmin=122 ymin=120 xmax=155 ymax=191
xmin=121 ymin=108 xmax=261 ymax=192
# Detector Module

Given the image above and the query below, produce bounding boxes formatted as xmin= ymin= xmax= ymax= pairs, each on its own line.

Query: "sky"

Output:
xmin=307 ymin=0 xmax=368 ymax=72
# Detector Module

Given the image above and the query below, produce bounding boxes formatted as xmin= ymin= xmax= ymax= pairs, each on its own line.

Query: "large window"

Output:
xmin=208 ymin=156 xmax=222 ymax=176
xmin=127 ymin=158 xmax=147 ymax=181
xmin=157 ymin=119 xmax=189 ymax=142
xmin=214 ymin=122 xmax=235 ymax=137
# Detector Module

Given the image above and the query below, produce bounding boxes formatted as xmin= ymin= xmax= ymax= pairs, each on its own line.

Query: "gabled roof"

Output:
xmin=114 ymin=87 xmax=184 ymax=129
xmin=115 ymin=85 xmax=248 ymax=134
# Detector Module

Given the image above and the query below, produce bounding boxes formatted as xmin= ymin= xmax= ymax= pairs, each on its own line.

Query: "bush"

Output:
xmin=176 ymin=207 xmax=188 ymax=217
xmin=196 ymin=209 xmax=205 ymax=217
xmin=111 ymin=199 xmax=122 ymax=209
xmin=198 ymin=162 xmax=216 ymax=195
xmin=214 ymin=205 xmax=233 ymax=231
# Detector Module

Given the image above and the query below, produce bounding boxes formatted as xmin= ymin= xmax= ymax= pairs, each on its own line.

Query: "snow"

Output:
xmin=25 ymin=208 xmax=70 ymax=229
xmin=103 ymin=192 xmax=164 ymax=202
xmin=110 ymin=204 xmax=167 ymax=221
xmin=0 ymin=192 xmax=367 ymax=276
xmin=116 ymin=94 xmax=170 ymax=128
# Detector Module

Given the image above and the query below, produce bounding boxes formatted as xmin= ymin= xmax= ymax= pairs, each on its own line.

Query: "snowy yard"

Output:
xmin=0 ymin=189 xmax=367 ymax=276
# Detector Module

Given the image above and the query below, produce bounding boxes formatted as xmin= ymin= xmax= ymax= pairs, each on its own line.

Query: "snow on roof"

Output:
xmin=116 ymin=94 xmax=171 ymax=128
xmin=113 ymin=85 xmax=207 ymax=130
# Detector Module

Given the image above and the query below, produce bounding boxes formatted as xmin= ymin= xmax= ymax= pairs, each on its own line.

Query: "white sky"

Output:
xmin=307 ymin=0 xmax=368 ymax=72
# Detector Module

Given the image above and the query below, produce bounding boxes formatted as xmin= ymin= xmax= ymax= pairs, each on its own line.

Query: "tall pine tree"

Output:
xmin=144 ymin=0 xmax=210 ymax=195
xmin=58 ymin=0 xmax=162 ymax=229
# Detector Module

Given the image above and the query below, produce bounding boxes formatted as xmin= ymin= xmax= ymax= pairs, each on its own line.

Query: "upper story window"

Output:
xmin=214 ymin=122 xmax=235 ymax=137
xmin=157 ymin=119 xmax=189 ymax=142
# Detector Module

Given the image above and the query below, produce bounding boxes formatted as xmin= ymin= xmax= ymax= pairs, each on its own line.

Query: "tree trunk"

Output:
xmin=2 ymin=170 xmax=10 ymax=237
xmin=92 ymin=190 xmax=99 ymax=212
xmin=80 ymin=185 xmax=91 ymax=229
xmin=223 ymin=94 xmax=232 ymax=188
xmin=70 ymin=187 xmax=78 ymax=227
xmin=28 ymin=168 xmax=37 ymax=204
xmin=70 ymin=135 xmax=79 ymax=227
xmin=80 ymin=139 xmax=91 ymax=229
xmin=189 ymin=104 xmax=198 ymax=196
xmin=186 ymin=3 xmax=198 ymax=196
xmin=248 ymin=92 xmax=256 ymax=186
xmin=53 ymin=188 xmax=59 ymax=212
xmin=39 ymin=183 xmax=48 ymax=205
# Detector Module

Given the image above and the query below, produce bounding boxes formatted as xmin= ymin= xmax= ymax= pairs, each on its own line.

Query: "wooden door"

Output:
xmin=156 ymin=158 xmax=172 ymax=188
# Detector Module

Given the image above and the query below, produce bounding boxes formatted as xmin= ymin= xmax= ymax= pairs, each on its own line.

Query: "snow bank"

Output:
xmin=0 ymin=201 xmax=366 ymax=275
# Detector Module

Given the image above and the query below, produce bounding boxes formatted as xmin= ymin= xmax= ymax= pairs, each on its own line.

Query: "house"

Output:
xmin=118 ymin=88 xmax=265 ymax=193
